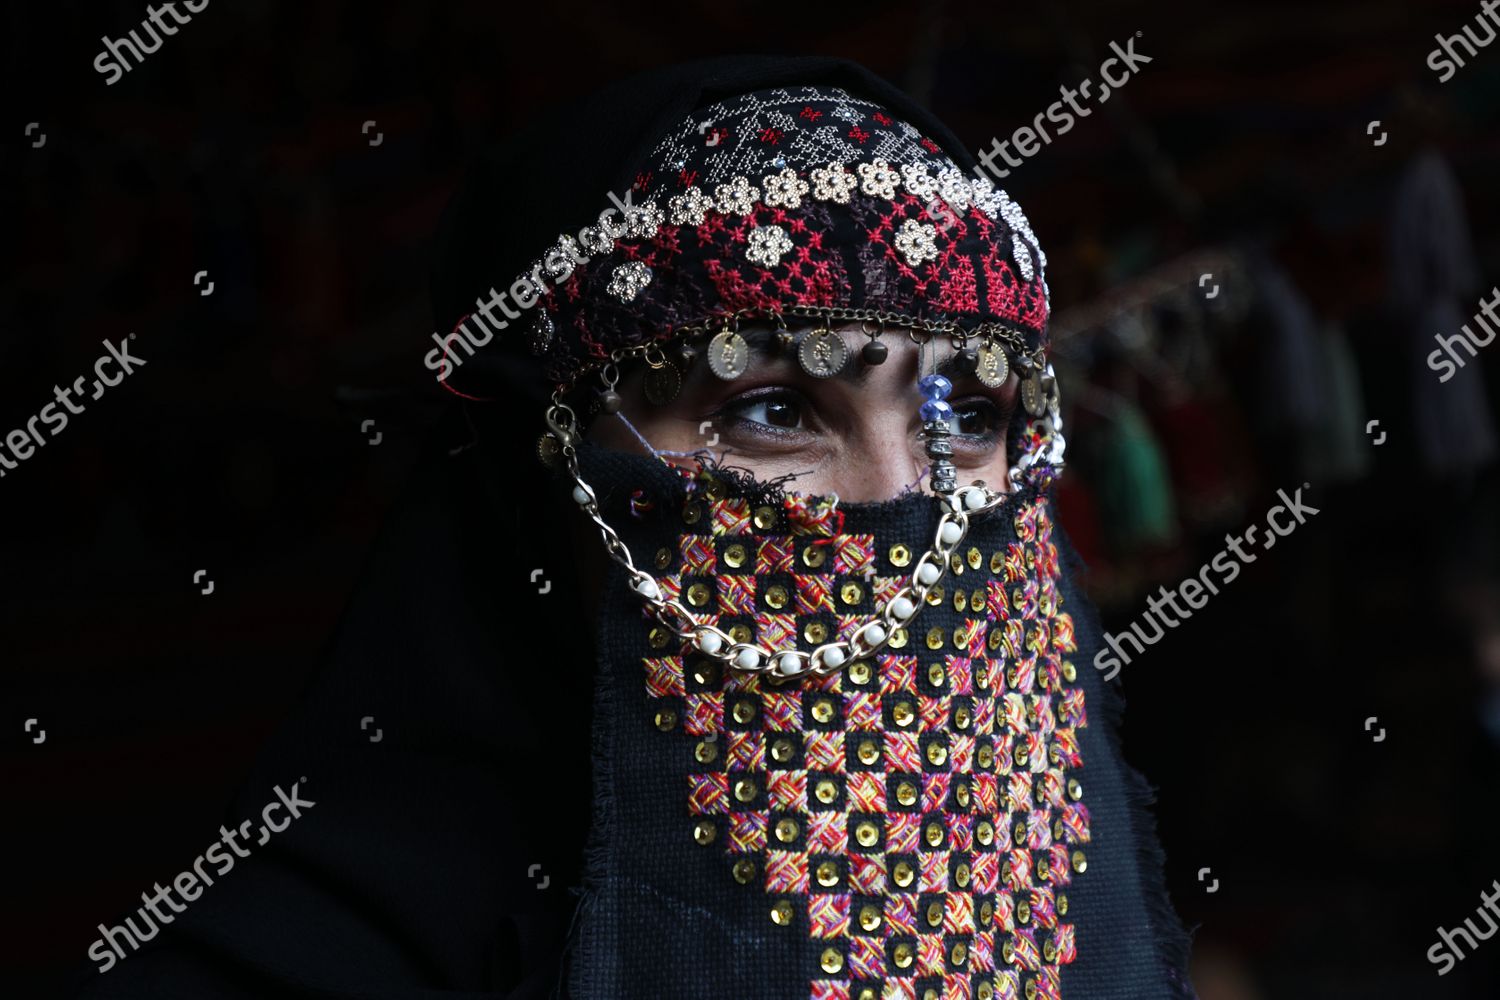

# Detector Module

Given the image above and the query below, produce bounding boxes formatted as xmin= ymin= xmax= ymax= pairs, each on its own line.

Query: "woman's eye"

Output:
xmin=722 ymin=391 xmax=805 ymax=431
xmin=949 ymin=398 xmax=1001 ymax=437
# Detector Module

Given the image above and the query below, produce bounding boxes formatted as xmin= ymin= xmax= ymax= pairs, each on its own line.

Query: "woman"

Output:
xmin=79 ymin=55 xmax=1192 ymax=1000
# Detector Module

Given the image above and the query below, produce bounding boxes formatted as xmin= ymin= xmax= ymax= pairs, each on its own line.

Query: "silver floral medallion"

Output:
xmin=857 ymin=158 xmax=900 ymax=200
xmin=606 ymin=260 xmax=652 ymax=302
xmin=901 ymin=163 xmax=938 ymax=201
xmin=746 ymin=225 xmax=795 ymax=268
xmin=894 ymin=218 xmax=939 ymax=268
xmin=761 ymin=167 xmax=810 ymax=209
xmin=713 ymin=175 xmax=760 ymax=216
xmin=625 ymin=201 xmax=665 ymax=239
xmin=937 ymin=167 xmax=973 ymax=213
xmin=810 ymin=162 xmax=857 ymax=204
xmin=668 ymin=186 xmax=714 ymax=226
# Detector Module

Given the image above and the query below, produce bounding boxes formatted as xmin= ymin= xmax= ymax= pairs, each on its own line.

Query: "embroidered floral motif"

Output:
xmin=714 ymin=175 xmax=760 ymax=216
xmin=894 ymin=218 xmax=939 ymax=268
xmin=746 ymin=225 xmax=796 ymax=268
xmin=810 ymin=162 xmax=857 ymax=204
xmin=761 ymin=167 xmax=811 ymax=209
xmin=856 ymin=157 xmax=900 ymax=199
xmin=625 ymin=200 xmax=665 ymax=239
xmin=607 ymin=260 xmax=652 ymax=302
xmin=668 ymin=186 xmax=714 ymax=226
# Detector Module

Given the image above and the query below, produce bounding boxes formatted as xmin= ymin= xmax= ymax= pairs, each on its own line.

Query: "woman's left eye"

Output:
xmin=948 ymin=398 xmax=1002 ymax=437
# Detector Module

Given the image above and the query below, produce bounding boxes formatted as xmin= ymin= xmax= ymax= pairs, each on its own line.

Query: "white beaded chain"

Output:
xmin=545 ymin=397 xmax=1045 ymax=681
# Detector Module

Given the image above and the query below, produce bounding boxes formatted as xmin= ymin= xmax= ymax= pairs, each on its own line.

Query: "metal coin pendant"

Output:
xmin=797 ymin=327 xmax=849 ymax=379
xmin=644 ymin=361 xmax=682 ymax=405
xmin=707 ymin=329 xmax=749 ymax=380
xmin=975 ymin=341 xmax=1010 ymax=388
xmin=1021 ymin=370 xmax=1045 ymax=416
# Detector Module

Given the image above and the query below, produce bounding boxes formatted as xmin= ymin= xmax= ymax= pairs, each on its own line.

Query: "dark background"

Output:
xmin=6 ymin=1 xmax=1499 ymax=996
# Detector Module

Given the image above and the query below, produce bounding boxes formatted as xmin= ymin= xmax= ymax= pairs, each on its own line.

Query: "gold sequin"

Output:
xmin=648 ymin=627 xmax=670 ymax=649
xmin=990 ymin=550 xmax=1004 ymax=573
xmin=925 ymin=740 xmax=948 ymax=766
xmin=814 ymin=779 xmax=838 ymax=804
xmin=1067 ymin=778 xmax=1083 ymax=801
xmin=953 ymin=625 xmax=969 ymax=647
xmin=682 ymin=503 xmax=702 ymax=524
xmin=1017 ymin=899 xmax=1031 ymax=924
xmin=951 ymin=939 xmax=969 ymax=965
xmin=954 ymin=781 xmax=971 ymax=808
xmin=977 ymin=981 xmax=995 ymax=1000
xmin=896 ymin=781 xmax=918 ymax=807
xmin=819 ymin=947 xmax=843 ymax=974
xmin=732 ymin=858 xmax=756 ymax=884
xmin=971 ymin=589 xmax=985 ymax=613
xmin=893 ymin=941 xmax=915 ymax=969
xmin=975 ymin=664 xmax=990 ymax=688
xmin=949 ymin=553 xmax=964 ymax=574
xmin=1043 ymin=938 xmax=1057 ymax=963
xmin=925 ymin=584 xmax=945 ymax=606
xmin=1058 ymin=892 xmax=1069 ymax=916
xmin=733 ymin=778 xmax=757 ymax=802
xmin=987 ymin=627 xmax=1003 ymax=651
xmin=840 ymin=581 xmax=863 ymax=605
xmin=752 ymin=505 xmax=776 ymax=530
xmin=980 ymin=898 xmax=994 ymax=925
xmin=888 ymin=627 xmax=908 ymax=649
xmin=765 ymin=584 xmax=789 ymax=609
xmin=728 ymin=624 xmax=751 ymax=644
xmin=1025 ymin=976 xmax=1038 ymax=1000
xmin=803 ymin=621 xmax=828 ymax=644
xmin=1072 ymin=850 xmax=1087 ymax=873
xmin=892 ymin=701 xmax=915 ymax=727
xmin=848 ymin=661 xmax=872 ymax=686
xmin=771 ymin=738 xmax=795 ymax=764
xmin=925 ymin=900 xmax=943 ymax=927
xmin=686 ymin=582 xmax=710 ymax=607
xmin=954 ymin=862 xmax=971 ymax=888
xmin=928 ymin=662 xmax=946 ymax=687
xmin=952 ymin=588 xmax=967 ymax=612
xmin=977 ymin=744 xmax=994 ymax=768
xmin=924 ymin=821 xmax=944 ymax=847
xmin=693 ymin=820 xmax=715 ymax=845
xmin=857 ymin=739 xmax=880 ymax=765
xmin=855 ymin=821 xmax=879 ymax=847
xmin=816 ymin=861 xmax=840 ymax=888
xmin=858 ymin=903 xmax=882 ymax=931
xmin=654 ymin=546 xmax=673 ymax=569
xmin=811 ymin=698 xmax=835 ymax=723
xmin=1061 ymin=659 xmax=1077 ymax=682
xmin=724 ymin=543 xmax=747 ymax=568
xmin=1001 ymin=939 xmax=1015 ymax=964
xmin=893 ymin=860 xmax=915 ymax=888
xmin=976 ymin=820 xmax=994 ymax=846
xmin=775 ymin=818 xmax=799 ymax=842
xmin=926 ymin=627 xmax=945 ymax=650
xmin=889 ymin=543 xmax=911 ymax=567
xmin=771 ymin=899 xmax=793 ymax=925
xmin=954 ymin=705 xmax=972 ymax=730
xmin=967 ymin=546 xmax=982 ymax=570
xmin=701 ymin=477 xmax=726 ymax=501
xmin=694 ymin=740 xmax=718 ymax=764
xmin=733 ymin=700 xmax=757 ymax=724
xmin=653 ymin=708 xmax=677 ymax=731
xmin=692 ymin=660 xmax=718 ymax=686
xmin=802 ymin=545 xmax=826 ymax=569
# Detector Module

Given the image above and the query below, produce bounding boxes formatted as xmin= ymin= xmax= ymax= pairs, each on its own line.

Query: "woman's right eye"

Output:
xmin=721 ymin=390 xmax=805 ymax=431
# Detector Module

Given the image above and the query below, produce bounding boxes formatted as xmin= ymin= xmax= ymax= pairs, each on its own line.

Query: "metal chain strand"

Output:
xmin=548 ymin=394 xmax=1010 ymax=680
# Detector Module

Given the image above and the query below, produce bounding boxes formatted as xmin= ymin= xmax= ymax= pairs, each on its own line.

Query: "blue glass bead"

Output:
xmin=917 ymin=374 xmax=952 ymax=400
xmin=919 ymin=399 xmax=953 ymax=423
